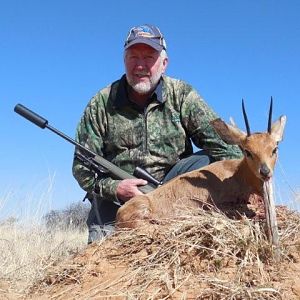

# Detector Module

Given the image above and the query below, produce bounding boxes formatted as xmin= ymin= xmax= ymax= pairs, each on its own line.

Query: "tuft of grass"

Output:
xmin=0 ymin=214 xmax=87 ymax=295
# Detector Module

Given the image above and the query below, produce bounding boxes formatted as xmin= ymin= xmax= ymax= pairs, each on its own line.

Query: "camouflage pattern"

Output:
xmin=72 ymin=75 xmax=242 ymax=202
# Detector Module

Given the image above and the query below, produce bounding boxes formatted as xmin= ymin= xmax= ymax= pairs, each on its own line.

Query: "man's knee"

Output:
xmin=163 ymin=150 xmax=212 ymax=183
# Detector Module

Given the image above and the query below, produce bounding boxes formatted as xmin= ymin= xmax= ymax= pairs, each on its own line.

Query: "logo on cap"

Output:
xmin=124 ymin=24 xmax=167 ymax=51
xmin=134 ymin=25 xmax=155 ymax=38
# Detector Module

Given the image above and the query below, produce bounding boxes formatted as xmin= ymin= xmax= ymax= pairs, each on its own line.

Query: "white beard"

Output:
xmin=131 ymin=81 xmax=153 ymax=94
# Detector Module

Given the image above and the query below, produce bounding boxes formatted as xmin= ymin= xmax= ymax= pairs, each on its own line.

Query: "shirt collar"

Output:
xmin=113 ymin=74 xmax=164 ymax=109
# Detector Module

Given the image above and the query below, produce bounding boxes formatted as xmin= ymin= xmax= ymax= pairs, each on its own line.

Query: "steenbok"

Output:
xmin=116 ymin=99 xmax=286 ymax=238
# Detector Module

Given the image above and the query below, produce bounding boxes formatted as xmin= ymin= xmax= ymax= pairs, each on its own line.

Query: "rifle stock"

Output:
xmin=14 ymin=103 xmax=156 ymax=194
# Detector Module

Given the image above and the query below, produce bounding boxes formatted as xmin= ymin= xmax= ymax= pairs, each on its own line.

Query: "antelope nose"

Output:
xmin=260 ymin=164 xmax=270 ymax=177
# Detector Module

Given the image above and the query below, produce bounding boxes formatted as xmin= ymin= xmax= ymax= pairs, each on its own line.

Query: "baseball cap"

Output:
xmin=124 ymin=24 xmax=167 ymax=52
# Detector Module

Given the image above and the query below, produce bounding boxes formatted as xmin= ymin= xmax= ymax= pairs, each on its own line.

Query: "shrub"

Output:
xmin=43 ymin=201 xmax=90 ymax=232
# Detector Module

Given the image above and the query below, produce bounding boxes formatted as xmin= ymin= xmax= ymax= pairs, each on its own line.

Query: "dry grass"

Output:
xmin=0 ymin=180 xmax=89 ymax=296
xmin=32 ymin=206 xmax=300 ymax=300
xmin=0 ymin=220 xmax=87 ymax=295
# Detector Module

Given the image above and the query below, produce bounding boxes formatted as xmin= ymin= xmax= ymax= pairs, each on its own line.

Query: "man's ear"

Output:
xmin=161 ymin=57 xmax=168 ymax=74
xmin=211 ymin=118 xmax=247 ymax=145
xmin=270 ymin=115 xmax=287 ymax=142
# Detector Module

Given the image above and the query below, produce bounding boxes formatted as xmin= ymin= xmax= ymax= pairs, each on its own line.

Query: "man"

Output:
xmin=72 ymin=24 xmax=242 ymax=243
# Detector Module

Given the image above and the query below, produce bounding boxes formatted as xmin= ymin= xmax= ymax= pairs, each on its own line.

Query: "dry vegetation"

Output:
xmin=30 ymin=206 xmax=300 ymax=299
xmin=0 ymin=202 xmax=88 ymax=298
xmin=1 ymin=201 xmax=300 ymax=299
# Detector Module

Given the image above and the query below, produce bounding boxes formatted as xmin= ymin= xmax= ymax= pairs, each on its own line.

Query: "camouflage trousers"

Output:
xmin=87 ymin=150 xmax=212 ymax=244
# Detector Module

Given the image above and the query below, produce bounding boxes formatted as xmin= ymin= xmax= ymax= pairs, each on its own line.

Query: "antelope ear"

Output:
xmin=229 ymin=117 xmax=237 ymax=127
xmin=270 ymin=115 xmax=286 ymax=142
xmin=211 ymin=118 xmax=247 ymax=145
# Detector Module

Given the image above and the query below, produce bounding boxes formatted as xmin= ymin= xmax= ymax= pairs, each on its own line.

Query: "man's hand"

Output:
xmin=116 ymin=178 xmax=148 ymax=202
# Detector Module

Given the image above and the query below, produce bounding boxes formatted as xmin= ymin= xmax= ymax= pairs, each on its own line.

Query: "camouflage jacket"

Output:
xmin=72 ymin=75 xmax=242 ymax=202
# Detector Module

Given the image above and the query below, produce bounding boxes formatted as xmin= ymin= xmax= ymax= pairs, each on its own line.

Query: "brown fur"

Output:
xmin=116 ymin=115 xmax=286 ymax=229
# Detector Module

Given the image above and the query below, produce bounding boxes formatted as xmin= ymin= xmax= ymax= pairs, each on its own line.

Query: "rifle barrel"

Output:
xmin=14 ymin=103 xmax=155 ymax=194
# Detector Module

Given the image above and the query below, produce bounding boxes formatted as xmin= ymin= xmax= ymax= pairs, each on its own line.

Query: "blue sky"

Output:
xmin=1 ymin=0 xmax=299 ymax=219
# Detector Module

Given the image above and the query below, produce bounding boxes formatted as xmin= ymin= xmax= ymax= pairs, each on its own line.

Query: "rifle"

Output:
xmin=14 ymin=104 xmax=161 ymax=194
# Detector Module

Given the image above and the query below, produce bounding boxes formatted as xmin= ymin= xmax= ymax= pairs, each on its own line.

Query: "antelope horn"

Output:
xmin=242 ymin=99 xmax=251 ymax=136
xmin=268 ymin=97 xmax=273 ymax=133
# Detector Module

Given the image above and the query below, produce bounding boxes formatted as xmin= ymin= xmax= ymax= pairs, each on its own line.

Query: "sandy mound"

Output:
xmin=22 ymin=205 xmax=300 ymax=300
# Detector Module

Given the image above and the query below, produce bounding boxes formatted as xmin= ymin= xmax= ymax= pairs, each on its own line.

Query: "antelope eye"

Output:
xmin=272 ymin=147 xmax=278 ymax=156
xmin=244 ymin=149 xmax=253 ymax=159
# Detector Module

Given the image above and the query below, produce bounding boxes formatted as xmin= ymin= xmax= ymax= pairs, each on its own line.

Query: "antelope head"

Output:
xmin=212 ymin=98 xmax=287 ymax=182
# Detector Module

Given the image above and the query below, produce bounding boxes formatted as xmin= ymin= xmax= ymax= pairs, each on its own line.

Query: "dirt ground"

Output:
xmin=1 ymin=206 xmax=300 ymax=300
xmin=31 ymin=242 xmax=300 ymax=300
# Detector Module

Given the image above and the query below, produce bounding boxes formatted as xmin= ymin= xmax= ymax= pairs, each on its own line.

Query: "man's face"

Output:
xmin=124 ymin=44 xmax=168 ymax=94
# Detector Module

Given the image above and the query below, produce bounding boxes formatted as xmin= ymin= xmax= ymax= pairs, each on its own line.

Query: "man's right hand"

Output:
xmin=116 ymin=178 xmax=148 ymax=202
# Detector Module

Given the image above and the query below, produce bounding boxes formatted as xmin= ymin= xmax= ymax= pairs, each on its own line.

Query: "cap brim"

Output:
xmin=124 ymin=38 xmax=163 ymax=51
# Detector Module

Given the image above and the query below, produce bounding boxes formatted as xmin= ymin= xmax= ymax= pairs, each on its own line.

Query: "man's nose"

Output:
xmin=135 ymin=59 xmax=147 ymax=68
